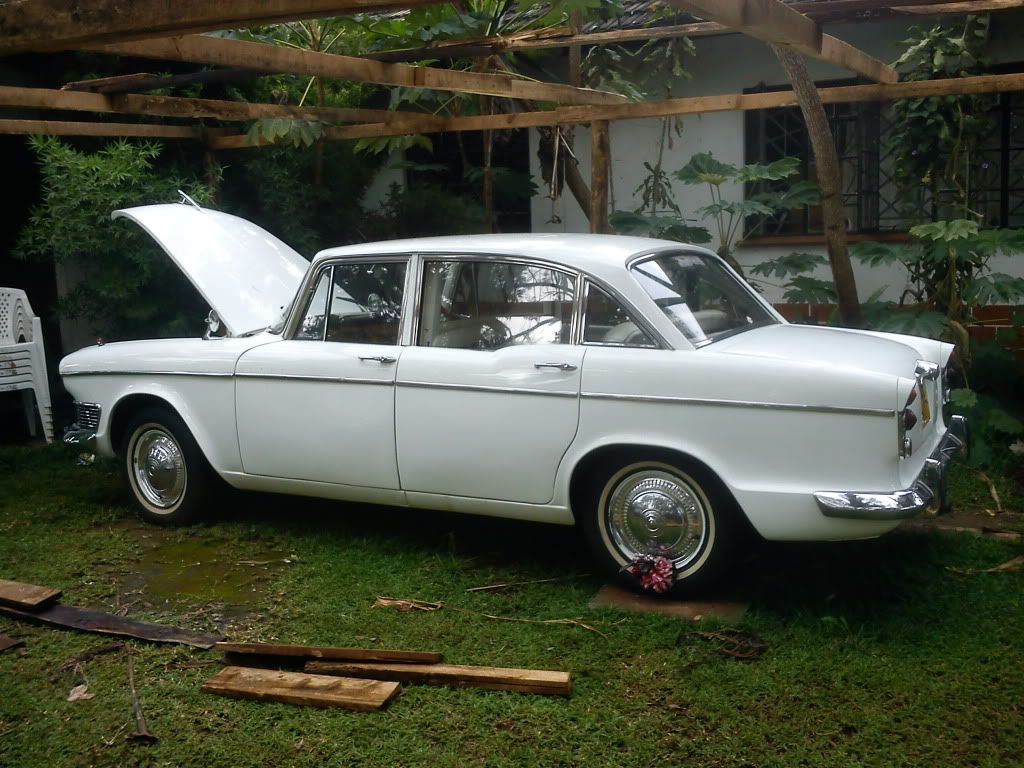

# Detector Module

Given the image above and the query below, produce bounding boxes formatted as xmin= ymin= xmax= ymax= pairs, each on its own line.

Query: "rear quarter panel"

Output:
xmin=558 ymin=346 xmax=904 ymax=540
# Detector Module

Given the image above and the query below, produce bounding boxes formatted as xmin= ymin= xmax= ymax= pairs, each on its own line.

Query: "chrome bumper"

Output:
xmin=814 ymin=415 xmax=969 ymax=521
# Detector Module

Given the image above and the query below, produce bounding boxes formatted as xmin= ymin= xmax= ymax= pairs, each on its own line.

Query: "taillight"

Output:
xmin=899 ymin=387 xmax=918 ymax=458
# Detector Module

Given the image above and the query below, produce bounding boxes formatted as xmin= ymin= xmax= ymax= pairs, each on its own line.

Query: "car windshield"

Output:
xmin=630 ymin=252 xmax=778 ymax=346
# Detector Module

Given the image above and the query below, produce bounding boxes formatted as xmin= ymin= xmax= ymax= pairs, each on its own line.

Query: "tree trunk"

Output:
xmin=537 ymin=126 xmax=592 ymax=224
xmin=590 ymin=120 xmax=610 ymax=234
xmin=771 ymin=44 xmax=862 ymax=326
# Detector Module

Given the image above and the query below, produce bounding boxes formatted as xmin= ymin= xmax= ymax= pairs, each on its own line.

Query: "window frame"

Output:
xmin=284 ymin=254 xmax=413 ymax=344
xmin=579 ymin=279 xmax=660 ymax=349
xmin=412 ymin=253 xmax=581 ymax=351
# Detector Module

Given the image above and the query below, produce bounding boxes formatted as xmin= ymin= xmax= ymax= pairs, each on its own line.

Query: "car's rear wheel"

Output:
xmin=582 ymin=457 xmax=740 ymax=595
xmin=120 ymin=407 xmax=211 ymax=525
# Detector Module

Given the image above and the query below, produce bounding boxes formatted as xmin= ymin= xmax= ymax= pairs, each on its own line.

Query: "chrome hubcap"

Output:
xmin=606 ymin=470 xmax=707 ymax=566
xmin=132 ymin=428 xmax=186 ymax=510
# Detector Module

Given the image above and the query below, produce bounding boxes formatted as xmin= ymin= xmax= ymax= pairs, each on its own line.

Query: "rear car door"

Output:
xmin=395 ymin=256 xmax=584 ymax=504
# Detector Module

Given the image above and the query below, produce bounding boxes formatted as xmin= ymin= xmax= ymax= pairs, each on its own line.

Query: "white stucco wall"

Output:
xmin=528 ymin=16 xmax=1024 ymax=302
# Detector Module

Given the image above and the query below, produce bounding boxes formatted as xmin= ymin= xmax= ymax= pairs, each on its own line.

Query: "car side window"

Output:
xmin=324 ymin=261 xmax=407 ymax=345
xmin=295 ymin=269 xmax=332 ymax=341
xmin=419 ymin=259 xmax=575 ymax=350
xmin=583 ymin=284 xmax=658 ymax=348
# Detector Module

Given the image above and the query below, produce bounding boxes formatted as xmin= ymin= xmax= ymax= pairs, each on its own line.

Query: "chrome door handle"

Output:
xmin=359 ymin=355 xmax=397 ymax=364
xmin=534 ymin=362 xmax=578 ymax=372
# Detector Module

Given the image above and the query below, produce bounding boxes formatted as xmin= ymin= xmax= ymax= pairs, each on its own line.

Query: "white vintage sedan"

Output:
xmin=61 ymin=200 xmax=967 ymax=593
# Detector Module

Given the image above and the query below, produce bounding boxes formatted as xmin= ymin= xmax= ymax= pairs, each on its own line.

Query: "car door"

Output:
xmin=235 ymin=257 xmax=409 ymax=488
xmin=395 ymin=256 xmax=585 ymax=504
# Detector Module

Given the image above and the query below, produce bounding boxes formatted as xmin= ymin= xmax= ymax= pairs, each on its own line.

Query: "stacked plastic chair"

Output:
xmin=0 ymin=287 xmax=54 ymax=443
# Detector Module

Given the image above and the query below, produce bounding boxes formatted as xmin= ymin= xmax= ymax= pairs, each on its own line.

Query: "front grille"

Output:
xmin=75 ymin=402 xmax=101 ymax=430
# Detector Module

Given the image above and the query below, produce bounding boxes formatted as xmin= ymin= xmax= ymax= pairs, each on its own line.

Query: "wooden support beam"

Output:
xmin=665 ymin=1 xmax=898 ymax=83
xmin=63 ymin=70 xmax=268 ymax=95
xmin=0 ymin=119 xmax=197 ymax=139
xmin=0 ymin=85 xmax=445 ymax=129
xmin=87 ymin=35 xmax=629 ymax=106
xmin=365 ymin=1 xmax=1024 ymax=62
xmin=590 ymin=121 xmax=610 ymax=234
xmin=207 ymin=72 xmax=1024 ymax=149
xmin=0 ymin=1 xmax=444 ymax=54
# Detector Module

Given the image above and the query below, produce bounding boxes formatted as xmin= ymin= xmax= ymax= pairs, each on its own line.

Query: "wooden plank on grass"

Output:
xmin=202 ymin=666 xmax=400 ymax=710
xmin=0 ymin=579 xmax=62 ymax=611
xmin=215 ymin=641 xmax=442 ymax=664
xmin=0 ymin=634 xmax=25 ymax=654
xmin=0 ymin=603 xmax=224 ymax=649
xmin=305 ymin=660 xmax=572 ymax=696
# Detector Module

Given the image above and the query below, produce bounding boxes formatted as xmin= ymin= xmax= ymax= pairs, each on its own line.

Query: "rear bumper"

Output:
xmin=814 ymin=415 xmax=969 ymax=521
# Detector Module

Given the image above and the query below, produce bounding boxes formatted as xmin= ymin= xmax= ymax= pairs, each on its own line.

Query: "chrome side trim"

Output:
xmin=814 ymin=415 xmax=969 ymax=521
xmin=581 ymin=391 xmax=895 ymax=417
xmin=62 ymin=370 xmax=233 ymax=378
xmin=235 ymin=372 xmax=394 ymax=386
xmin=399 ymin=380 xmax=577 ymax=398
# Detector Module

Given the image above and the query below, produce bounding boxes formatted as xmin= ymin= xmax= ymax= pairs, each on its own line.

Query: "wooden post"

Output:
xmin=590 ymin=120 xmax=610 ymax=234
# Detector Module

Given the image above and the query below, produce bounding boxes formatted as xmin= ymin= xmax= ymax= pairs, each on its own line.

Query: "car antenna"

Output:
xmin=177 ymin=189 xmax=202 ymax=211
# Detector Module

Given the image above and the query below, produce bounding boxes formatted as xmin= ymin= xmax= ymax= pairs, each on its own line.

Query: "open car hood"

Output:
xmin=113 ymin=203 xmax=309 ymax=336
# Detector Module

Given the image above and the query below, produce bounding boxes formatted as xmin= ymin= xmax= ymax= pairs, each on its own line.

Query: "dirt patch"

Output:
xmin=98 ymin=520 xmax=291 ymax=623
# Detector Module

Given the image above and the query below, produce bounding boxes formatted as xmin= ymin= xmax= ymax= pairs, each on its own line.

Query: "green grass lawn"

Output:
xmin=1 ymin=445 xmax=1022 ymax=768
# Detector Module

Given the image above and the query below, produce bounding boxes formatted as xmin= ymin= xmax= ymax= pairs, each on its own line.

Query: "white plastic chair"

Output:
xmin=0 ymin=287 xmax=53 ymax=443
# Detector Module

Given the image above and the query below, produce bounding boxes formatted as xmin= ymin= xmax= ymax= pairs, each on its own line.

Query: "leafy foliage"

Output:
xmin=246 ymin=118 xmax=324 ymax=148
xmin=360 ymin=182 xmax=488 ymax=240
xmin=15 ymin=138 xmax=217 ymax=340
xmin=888 ymin=15 xmax=997 ymax=214
xmin=220 ymin=142 xmax=381 ymax=255
xmin=607 ymin=211 xmax=711 ymax=244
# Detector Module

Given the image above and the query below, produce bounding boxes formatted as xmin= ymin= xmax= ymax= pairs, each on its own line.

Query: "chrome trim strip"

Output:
xmin=62 ymin=370 xmax=233 ymax=378
xmin=399 ymin=380 xmax=577 ymax=398
xmin=235 ymin=372 xmax=394 ymax=386
xmin=581 ymin=391 xmax=895 ymax=417
xmin=814 ymin=415 xmax=969 ymax=521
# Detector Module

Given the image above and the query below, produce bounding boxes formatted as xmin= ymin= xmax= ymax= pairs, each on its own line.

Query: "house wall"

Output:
xmin=528 ymin=15 xmax=1024 ymax=302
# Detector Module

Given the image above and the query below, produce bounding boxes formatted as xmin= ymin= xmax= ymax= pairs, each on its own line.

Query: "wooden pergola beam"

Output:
xmin=0 ymin=119 xmax=197 ymax=138
xmin=207 ymin=71 xmax=1024 ymax=148
xmin=367 ymin=1 xmax=1024 ymax=62
xmin=665 ymin=1 xmax=898 ymax=83
xmin=0 ymin=85 xmax=445 ymax=129
xmin=86 ymin=35 xmax=628 ymax=106
xmin=0 ymin=0 xmax=444 ymax=55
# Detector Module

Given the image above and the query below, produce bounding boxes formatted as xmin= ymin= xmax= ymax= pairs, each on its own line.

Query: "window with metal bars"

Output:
xmin=744 ymin=83 xmax=1024 ymax=236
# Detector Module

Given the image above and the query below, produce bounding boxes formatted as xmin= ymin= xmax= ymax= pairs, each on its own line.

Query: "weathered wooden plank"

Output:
xmin=0 ymin=634 xmax=25 ymax=654
xmin=0 ymin=1 xmax=443 ymax=54
xmin=0 ymin=85 xmax=445 ymax=129
xmin=666 ymin=0 xmax=898 ymax=83
xmin=202 ymin=666 xmax=400 ymax=710
xmin=207 ymin=72 xmax=1024 ymax=149
xmin=0 ymin=119 xmax=196 ymax=139
xmin=305 ymin=660 xmax=572 ymax=696
xmin=0 ymin=579 xmax=62 ymax=611
xmin=215 ymin=641 xmax=442 ymax=664
xmin=0 ymin=603 xmax=224 ymax=649
xmin=87 ymin=35 xmax=629 ymax=106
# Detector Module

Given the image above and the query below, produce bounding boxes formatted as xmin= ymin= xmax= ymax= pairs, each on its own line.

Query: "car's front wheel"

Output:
xmin=582 ymin=457 xmax=741 ymax=595
xmin=121 ymin=407 xmax=212 ymax=525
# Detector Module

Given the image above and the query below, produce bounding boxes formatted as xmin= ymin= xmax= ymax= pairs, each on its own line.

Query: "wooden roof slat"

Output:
xmin=86 ymin=35 xmax=629 ymax=106
xmin=0 ymin=85 xmax=446 ymax=129
xmin=207 ymin=71 xmax=1024 ymax=148
xmin=0 ymin=1 xmax=444 ymax=55
xmin=0 ymin=119 xmax=198 ymax=139
xmin=666 ymin=1 xmax=898 ymax=83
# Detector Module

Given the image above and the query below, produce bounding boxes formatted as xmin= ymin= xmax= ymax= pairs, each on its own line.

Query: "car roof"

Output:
xmin=314 ymin=233 xmax=714 ymax=281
